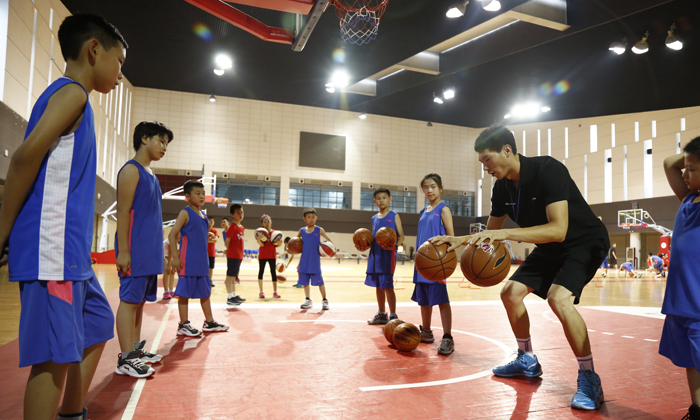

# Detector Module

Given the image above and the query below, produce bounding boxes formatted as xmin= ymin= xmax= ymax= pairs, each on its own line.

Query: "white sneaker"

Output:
xmin=177 ymin=321 xmax=202 ymax=336
xmin=301 ymin=298 xmax=313 ymax=309
xmin=115 ymin=350 xmax=155 ymax=378
xmin=322 ymin=299 xmax=329 ymax=310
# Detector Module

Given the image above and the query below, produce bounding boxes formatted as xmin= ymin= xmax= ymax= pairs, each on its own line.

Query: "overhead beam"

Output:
xmin=343 ymin=79 xmax=376 ymax=96
xmin=504 ymin=0 xmax=569 ymax=31
xmin=184 ymin=0 xmax=294 ymax=44
xmin=396 ymin=51 xmax=440 ymax=75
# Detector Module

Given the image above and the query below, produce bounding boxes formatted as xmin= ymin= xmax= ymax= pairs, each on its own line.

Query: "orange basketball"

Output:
xmin=460 ymin=240 xmax=510 ymax=287
xmin=415 ymin=241 xmax=457 ymax=281
xmin=277 ymin=272 xmax=287 ymax=283
xmin=353 ymin=228 xmax=373 ymax=251
xmin=383 ymin=318 xmax=405 ymax=344
xmin=276 ymin=262 xmax=286 ymax=273
xmin=376 ymin=227 xmax=397 ymax=250
xmin=392 ymin=322 xmax=421 ymax=351
xmin=287 ymin=237 xmax=303 ymax=254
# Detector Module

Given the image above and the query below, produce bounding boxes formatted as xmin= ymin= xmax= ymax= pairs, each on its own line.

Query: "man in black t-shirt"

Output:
xmin=434 ymin=125 xmax=608 ymax=411
xmin=608 ymin=243 xmax=617 ymax=269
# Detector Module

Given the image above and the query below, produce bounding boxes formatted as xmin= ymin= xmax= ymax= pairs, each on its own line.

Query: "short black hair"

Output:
xmin=183 ymin=180 xmax=204 ymax=195
xmin=474 ymin=124 xmax=518 ymax=154
xmin=420 ymin=173 xmax=443 ymax=190
xmin=373 ymin=187 xmax=391 ymax=198
xmin=303 ymin=207 xmax=317 ymax=217
xmin=683 ymin=136 xmax=700 ymax=161
xmin=221 ymin=217 xmax=229 ymax=221
xmin=284 ymin=236 xmax=291 ymax=244
xmin=230 ymin=204 xmax=242 ymax=214
xmin=649 ymin=252 xmax=654 ymax=256
xmin=208 ymin=216 xmax=214 ymax=220
xmin=133 ymin=121 xmax=173 ymax=151
xmin=58 ymin=13 xmax=127 ymax=61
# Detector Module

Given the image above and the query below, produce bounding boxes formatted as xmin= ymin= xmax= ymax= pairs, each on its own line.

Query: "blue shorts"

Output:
xmin=659 ymin=315 xmax=700 ymax=370
xmin=175 ymin=276 xmax=212 ymax=299
xmin=227 ymin=258 xmax=242 ymax=277
xmin=119 ymin=275 xmax=158 ymax=303
xmin=411 ymin=282 xmax=449 ymax=307
xmin=601 ymin=260 xmax=609 ymax=269
xmin=365 ymin=273 xmax=394 ymax=289
xmin=298 ymin=273 xmax=324 ymax=286
xmin=18 ymin=276 xmax=114 ymax=367
xmin=654 ymin=262 xmax=664 ymax=270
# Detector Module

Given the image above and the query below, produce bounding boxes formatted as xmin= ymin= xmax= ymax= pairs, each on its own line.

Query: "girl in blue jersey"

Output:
xmin=298 ymin=208 xmax=334 ymax=310
xmin=366 ymin=188 xmax=405 ymax=325
xmin=170 ymin=181 xmax=229 ymax=336
xmin=660 ymin=137 xmax=700 ymax=420
xmin=412 ymin=173 xmax=455 ymax=355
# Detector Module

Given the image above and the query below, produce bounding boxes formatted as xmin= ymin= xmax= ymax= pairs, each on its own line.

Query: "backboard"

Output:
xmin=618 ymin=209 xmax=648 ymax=229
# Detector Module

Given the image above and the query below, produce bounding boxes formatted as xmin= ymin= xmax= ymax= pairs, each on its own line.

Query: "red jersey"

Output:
xmin=226 ymin=223 xmax=245 ymax=259
xmin=208 ymin=228 xmax=218 ymax=257
xmin=259 ymin=230 xmax=276 ymax=260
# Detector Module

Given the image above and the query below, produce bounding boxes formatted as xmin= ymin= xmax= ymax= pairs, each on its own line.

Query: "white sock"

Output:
xmin=577 ymin=354 xmax=594 ymax=372
xmin=228 ymin=293 xmax=234 ymax=299
xmin=517 ymin=337 xmax=534 ymax=355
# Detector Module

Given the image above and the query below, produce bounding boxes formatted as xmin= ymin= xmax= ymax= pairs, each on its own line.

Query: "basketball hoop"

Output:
xmin=331 ymin=0 xmax=389 ymax=45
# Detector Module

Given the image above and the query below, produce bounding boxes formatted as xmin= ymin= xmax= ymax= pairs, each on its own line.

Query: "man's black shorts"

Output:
xmin=509 ymin=239 xmax=609 ymax=304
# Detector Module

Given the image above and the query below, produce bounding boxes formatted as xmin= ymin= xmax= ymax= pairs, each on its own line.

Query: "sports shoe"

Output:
xmin=162 ymin=291 xmax=171 ymax=300
xmin=683 ymin=403 xmax=700 ymax=420
xmin=322 ymin=299 xmax=329 ymax=310
xmin=203 ymin=320 xmax=229 ymax=332
xmin=656 ymin=274 xmax=662 ymax=278
xmin=420 ymin=325 xmax=434 ymax=343
xmin=273 ymin=291 xmax=281 ymax=298
xmin=301 ymin=298 xmax=313 ymax=309
xmin=571 ymin=369 xmax=604 ymax=410
xmin=135 ymin=340 xmax=162 ymax=364
xmin=259 ymin=291 xmax=265 ymax=298
xmin=389 ymin=313 xmax=398 ymax=320
xmin=210 ymin=281 xmax=215 ymax=287
xmin=293 ymin=283 xmax=303 ymax=288
xmin=492 ymin=349 xmax=543 ymax=378
xmin=235 ymin=278 xmax=240 ymax=284
xmin=368 ymin=311 xmax=389 ymax=325
xmin=601 ymin=273 xmax=606 ymax=278
xmin=177 ymin=321 xmax=202 ymax=337
xmin=115 ymin=350 xmax=155 ymax=378
xmin=437 ymin=337 xmax=454 ymax=355
xmin=226 ymin=296 xmax=240 ymax=306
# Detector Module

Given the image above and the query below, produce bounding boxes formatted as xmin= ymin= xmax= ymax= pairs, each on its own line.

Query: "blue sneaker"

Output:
xmin=571 ymin=369 xmax=604 ymax=410
xmin=492 ymin=350 xmax=543 ymax=378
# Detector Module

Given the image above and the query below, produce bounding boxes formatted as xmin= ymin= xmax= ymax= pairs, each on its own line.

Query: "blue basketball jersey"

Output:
xmin=367 ymin=211 xmax=397 ymax=275
xmin=621 ymin=262 xmax=633 ymax=272
xmin=114 ymin=160 xmax=164 ymax=276
xmin=298 ymin=226 xmax=321 ymax=274
xmin=9 ymin=77 xmax=96 ymax=282
xmin=413 ymin=203 xmax=447 ymax=284
xmin=651 ymin=255 xmax=664 ymax=267
xmin=178 ymin=206 xmax=209 ymax=277
xmin=662 ymin=193 xmax=700 ymax=319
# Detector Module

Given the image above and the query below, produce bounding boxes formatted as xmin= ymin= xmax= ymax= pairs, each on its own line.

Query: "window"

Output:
xmin=425 ymin=191 xmax=475 ymax=217
xmin=360 ymin=187 xmax=417 ymax=213
xmin=216 ymin=179 xmax=280 ymax=205
xmin=288 ymin=183 xmax=351 ymax=209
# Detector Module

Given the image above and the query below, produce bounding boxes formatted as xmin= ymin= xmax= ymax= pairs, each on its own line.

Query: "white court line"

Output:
xmin=644 ymin=339 xmax=658 ymax=342
xmin=621 ymin=335 xmax=635 ymax=338
xmin=602 ymin=332 xmax=614 ymax=335
xmin=583 ymin=306 xmax=665 ymax=319
xmin=120 ymin=302 xmax=174 ymax=420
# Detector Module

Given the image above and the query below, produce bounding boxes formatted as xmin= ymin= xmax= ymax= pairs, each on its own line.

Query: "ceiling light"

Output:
xmin=427 ymin=121 xmax=433 ymax=127
xmin=331 ymin=70 xmax=350 ymax=88
xmin=608 ymin=38 xmax=627 ymax=55
xmin=359 ymin=113 xmax=367 ymax=119
xmin=632 ymin=31 xmax=649 ymax=54
xmin=443 ymin=89 xmax=455 ymax=99
xmin=666 ymin=23 xmax=683 ymax=50
xmin=215 ymin=54 xmax=233 ymax=70
xmin=434 ymin=96 xmax=444 ymax=104
xmin=481 ymin=0 xmax=501 ymax=12
xmin=209 ymin=94 xmax=216 ymax=102
xmin=213 ymin=68 xmax=224 ymax=76
xmin=446 ymin=1 xmax=469 ymax=18
xmin=540 ymin=106 xmax=551 ymax=112
xmin=504 ymin=113 xmax=511 ymax=119
xmin=325 ymin=83 xmax=336 ymax=93
xmin=510 ymin=103 xmax=541 ymax=118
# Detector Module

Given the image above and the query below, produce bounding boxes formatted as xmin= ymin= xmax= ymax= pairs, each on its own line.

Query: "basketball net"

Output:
xmin=331 ymin=0 xmax=389 ymax=45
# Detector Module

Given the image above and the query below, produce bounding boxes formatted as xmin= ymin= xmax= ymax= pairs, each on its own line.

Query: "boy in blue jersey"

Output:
xmin=661 ymin=137 xmax=700 ymax=420
xmin=649 ymin=253 xmax=666 ymax=278
xmin=298 ymin=208 xmax=333 ymax=310
xmin=619 ymin=261 xmax=642 ymax=278
xmin=0 ymin=14 xmax=126 ymax=420
xmin=170 ymin=180 xmax=229 ymax=336
xmin=365 ymin=188 xmax=405 ymax=324
xmin=114 ymin=121 xmax=173 ymax=378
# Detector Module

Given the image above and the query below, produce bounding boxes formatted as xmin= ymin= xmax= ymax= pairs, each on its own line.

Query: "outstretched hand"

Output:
xmin=429 ymin=235 xmax=467 ymax=252
xmin=466 ymin=230 xmax=508 ymax=247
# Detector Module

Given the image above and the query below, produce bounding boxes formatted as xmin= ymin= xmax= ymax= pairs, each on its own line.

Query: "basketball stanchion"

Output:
xmin=458 ymin=277 xmax=481 ymax=289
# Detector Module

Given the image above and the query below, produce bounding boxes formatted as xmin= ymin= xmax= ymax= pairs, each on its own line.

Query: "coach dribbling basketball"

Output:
xmin=433 ymin=124 xmax=609 ymax=411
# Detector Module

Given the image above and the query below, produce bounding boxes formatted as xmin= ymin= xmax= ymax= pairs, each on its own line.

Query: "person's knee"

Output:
xmin=500 ymin=282 xmax=526 ymax=306
xmin=546 ymin=288 xmax=571 ymax=313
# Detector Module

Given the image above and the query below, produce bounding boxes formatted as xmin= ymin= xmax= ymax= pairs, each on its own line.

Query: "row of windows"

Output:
xmin=424 ymin=193 xmax=475 ymax=217
xmin=360 ymin=189 xmax=418 ymax=213
xmin=216 ymin=180 xmax=280 ymax=205
xmin=289 ymin=185 xmax=351 ymax=209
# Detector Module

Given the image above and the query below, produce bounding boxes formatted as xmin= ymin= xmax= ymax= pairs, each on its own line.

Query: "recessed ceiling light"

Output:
xmin=215 ymin=54 xmax=233 ymax=69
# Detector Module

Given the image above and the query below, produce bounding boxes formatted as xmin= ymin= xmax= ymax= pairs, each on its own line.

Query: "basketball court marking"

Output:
xmin=120 ymin=301 xmax=175 ymax=420
xmin=277 ymin=319 xmax=512 ymax=391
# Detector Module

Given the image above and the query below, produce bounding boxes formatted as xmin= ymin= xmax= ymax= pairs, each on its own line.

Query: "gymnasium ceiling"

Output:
xmin=60 ymin=0 xmax=700 ymax=128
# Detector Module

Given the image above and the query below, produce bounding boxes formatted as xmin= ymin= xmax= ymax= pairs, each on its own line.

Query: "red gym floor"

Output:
xmin=0 ymin=279 xmax=689 ymax=420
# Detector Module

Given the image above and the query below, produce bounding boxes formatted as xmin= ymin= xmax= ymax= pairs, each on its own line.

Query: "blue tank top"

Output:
xmin=178 ymin=206 xmax=209 ymax=277
xmin=367 ymin=211 xmax=397 ymax=275
xmin=298 ymin=226 xmax=321 ymax=274
xmin=662 ymin=193 xmax=700 ymax=319
xmin=114 ymin=160 xmax=164 ymax=277
xmin=9 ymin=78 xmax=96 ymax=281
xmin=413 ymin=202 xmax=447 ymax=284
xmin=651 ymin=255 xmax=664 ymax=266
